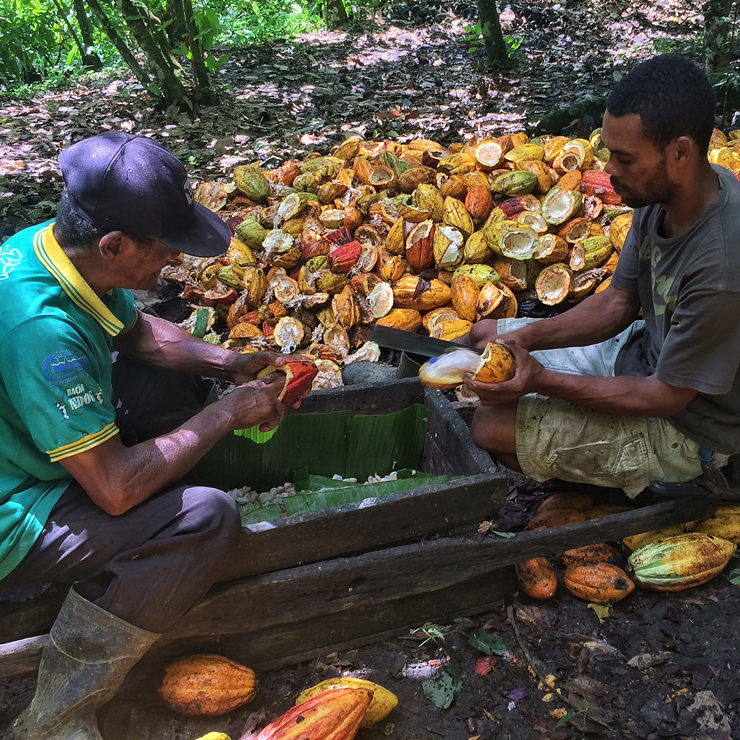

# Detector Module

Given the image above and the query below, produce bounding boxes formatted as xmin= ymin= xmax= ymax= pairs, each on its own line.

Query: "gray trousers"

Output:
xmin=0 ymin=356 xmax=241 ymax=634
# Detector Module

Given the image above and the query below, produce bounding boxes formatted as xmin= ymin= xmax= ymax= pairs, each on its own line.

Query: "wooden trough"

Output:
xmin=0 ymin=379 xmax=715 ymax=680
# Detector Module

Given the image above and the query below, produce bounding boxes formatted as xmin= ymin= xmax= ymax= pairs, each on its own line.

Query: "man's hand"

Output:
xmin=465 ymin=340 xmax=544 ymax=405
xmin=217 ymin=373 xmax=286 ymax=432
xmin=229 ymin=351 xmax=286 ymax=385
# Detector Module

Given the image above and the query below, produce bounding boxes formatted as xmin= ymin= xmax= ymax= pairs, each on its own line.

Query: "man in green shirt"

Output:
xmin=2 ymin=132 xmax=287 ymax=739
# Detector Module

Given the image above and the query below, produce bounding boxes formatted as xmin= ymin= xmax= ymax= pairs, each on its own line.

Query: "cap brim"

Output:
xmin=158 ymin=202 xmax=231 ymax=257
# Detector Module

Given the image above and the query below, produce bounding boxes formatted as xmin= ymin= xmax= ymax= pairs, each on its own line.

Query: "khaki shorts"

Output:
xmin=497 ymin=318 xmax=705 ymax=498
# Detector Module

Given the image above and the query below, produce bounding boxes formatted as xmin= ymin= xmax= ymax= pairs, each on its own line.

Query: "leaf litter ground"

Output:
xmin=1 ymin=1 xmax=738 ymax=738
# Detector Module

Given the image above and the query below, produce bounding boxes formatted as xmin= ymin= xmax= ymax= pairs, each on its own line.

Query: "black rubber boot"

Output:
xmin=12 ymin=584 xmax=159 ymax=739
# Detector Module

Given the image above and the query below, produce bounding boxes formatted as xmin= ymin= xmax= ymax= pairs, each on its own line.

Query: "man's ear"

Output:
xmin=98 ymin=231 xmax=130 ymax=262
xmin=672 ymin=135 xmax=694 ymax=164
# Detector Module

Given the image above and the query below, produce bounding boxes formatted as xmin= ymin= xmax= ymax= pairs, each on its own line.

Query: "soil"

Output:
xmin=0 ymin=483 xmax=738 ymax=740
xmin=1 ymin=1 xmax=739 ymax=738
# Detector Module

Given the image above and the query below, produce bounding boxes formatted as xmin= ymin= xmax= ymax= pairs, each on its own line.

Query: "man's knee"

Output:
xmin=471 ymin=404 xmax=517 ymax=454
xmin=472 ymin=406 xmax=499 ymax=450
xmin=181 ymin=486 xmax=240 ymax=550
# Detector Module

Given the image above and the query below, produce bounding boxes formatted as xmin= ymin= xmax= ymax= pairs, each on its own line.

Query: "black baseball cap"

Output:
xmin=59 ymin=131 xmax=230 ymax=257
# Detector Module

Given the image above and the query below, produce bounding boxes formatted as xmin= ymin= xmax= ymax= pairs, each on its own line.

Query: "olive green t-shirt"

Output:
xmin=0 ymin=222 xmax=137 ymax=581
xmin=612 ymin=165 xmax=740 ymax=454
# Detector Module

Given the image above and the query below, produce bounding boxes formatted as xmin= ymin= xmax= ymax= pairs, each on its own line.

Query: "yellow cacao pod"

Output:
xmin=296 ymin=678 xmax=398 ymax=728
xmin=393 ymin=275 xmax=451 ymax=310
xmin=629 ymin=533 xmax=737 ymax=592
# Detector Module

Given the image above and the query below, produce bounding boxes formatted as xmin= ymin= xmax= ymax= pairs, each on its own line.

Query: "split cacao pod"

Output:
xmin=255 ymin=688 xmax=372 ymax=740
xmin=258 ymin=357 xmax=318 ymax=406
xmin=564 ymin=562 xmax=635 ymax=603
xmin=159 ymin=654 xmax=256 ymax=716
xmin=628 ymin=533 xmax=737 ymax=591
xmin=515 ymin=558 xmax=557 ymax=600
xmin=296 ymin=678 xmax=398 ymax=728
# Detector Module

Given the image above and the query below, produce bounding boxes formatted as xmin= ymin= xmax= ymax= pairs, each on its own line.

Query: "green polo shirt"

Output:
xmin=0 ymin=221 xmax=137 ymax=581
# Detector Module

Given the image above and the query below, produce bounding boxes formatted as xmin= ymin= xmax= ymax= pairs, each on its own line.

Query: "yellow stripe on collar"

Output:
xmin=34 ymin=224 xmax=125 ymax=337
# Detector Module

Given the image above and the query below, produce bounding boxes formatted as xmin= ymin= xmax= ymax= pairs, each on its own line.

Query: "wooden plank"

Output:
xmin=164 ymin=497 xmax=713 ymax=641
xmin=423 ymin=390 xmax=496 ymax=476
xmin=136 ymin=568 xmax=515 ymax=676
xmin=222 ymin=473 xmax=506 ymax=581
xmin=0 ymin=497 xmax=713 ymax=677
xmin=0 ymin=635 xmax=48 ymax=678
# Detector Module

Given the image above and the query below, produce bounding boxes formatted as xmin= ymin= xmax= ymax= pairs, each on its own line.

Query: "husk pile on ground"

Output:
xmin=164 ymin=128 xmax=740 ymax=391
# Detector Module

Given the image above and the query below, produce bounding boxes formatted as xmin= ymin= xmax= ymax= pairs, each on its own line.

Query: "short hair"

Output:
xmin=55 ymin=188 xmax=105 ymax=249
xmin=55 ymin=188 xmax=155 ymax=251
xmin=607 ymin=55 xmax=716 ymax=153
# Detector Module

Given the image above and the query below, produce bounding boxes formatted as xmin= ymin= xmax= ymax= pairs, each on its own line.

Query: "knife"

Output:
xmin=369 ymin=325 xmax=483 ymax=357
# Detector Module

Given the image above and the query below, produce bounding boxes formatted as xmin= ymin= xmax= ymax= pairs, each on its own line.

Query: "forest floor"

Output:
xmin=2 ymin=1 xmax=739 ymax=739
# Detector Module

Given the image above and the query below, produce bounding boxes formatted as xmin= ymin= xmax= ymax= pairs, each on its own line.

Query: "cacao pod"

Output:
xmin=376 ymin=308 xmax=422 ymax=332
xmin=690 ymin=505 xmax=740 ymax=544
xmin=628 ymin=533 xmax=736 ymax=591
xmin=255 ymin=688 xmax=372 ymax=740
xmin=537 ymin=492 xmax=593 ymax=513
xmin=393 ymin=276 xmax=451 ymax=310
xmin=525 ymin=508 xmax=586 ymax=531
xmin=159 ymin=654 xmax=256 ymax=716
xmin=560 ymin=544 xmax=618 ymax=567
xmin=296 ymin=678 xmax=398 ymax=728
xmin=564 ymin=563 xmax=635 ymax=603
xmin=515 ymin=558 xmax=557 ymax=600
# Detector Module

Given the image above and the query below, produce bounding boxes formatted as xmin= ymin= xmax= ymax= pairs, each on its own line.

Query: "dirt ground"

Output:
xmin=1 ymin=482 xmax=738 ymax=740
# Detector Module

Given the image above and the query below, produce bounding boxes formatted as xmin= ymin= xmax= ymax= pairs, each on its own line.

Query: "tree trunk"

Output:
xmin=72 ymin=0 xmax=102 ymax=68
xmin=50 ymin=0 xmax=87 ymax=61
xmin=323 ymin=0 xmax=349 ymax=28
xmin=85 ymin=0 xmax=153 ymax=92
xmin=704 ymin=0 xmax=733 ymax=74
xmin=166 ymin=0 xmax=188 ymax=47
xmin=179 ymin=0 xmax=216 ymax=105
xmin=477 ymin=0 xmax=508 ymax=68
xmin=117 ymin=0 xmax=191 ymax=109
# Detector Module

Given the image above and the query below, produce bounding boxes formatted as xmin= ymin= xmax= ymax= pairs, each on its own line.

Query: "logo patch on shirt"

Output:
xmin=43 ymin=350 xmax=89 ymax=386
xmin=0 ymin=243 xmax=23 ymax=280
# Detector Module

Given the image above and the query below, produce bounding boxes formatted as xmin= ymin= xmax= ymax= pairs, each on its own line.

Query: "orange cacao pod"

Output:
xmin=159 ymin=654 xmax=256 ymax=716
xmin=525 ymin=508 xmax=587 ymax=531
xmin=537 ymin=492 xmax=593 ymax=514
xmin=564 ymin=562 xmax=635 ymax=603
xmin=560 ymin=544 xmax=618 ymax=567
xmin=515 ymin=558 xmax=557 ymax=600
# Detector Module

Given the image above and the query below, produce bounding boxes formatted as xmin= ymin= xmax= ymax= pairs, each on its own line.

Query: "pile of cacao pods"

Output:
xmin=168 ymin=127 xmax=740 ymax=389
xmin=162 ymin=653 xmax=398 ymax=740
xmin=514 ymin=493 xmax=739 ymax=603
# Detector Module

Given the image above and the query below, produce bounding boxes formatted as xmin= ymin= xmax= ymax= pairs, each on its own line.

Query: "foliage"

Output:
xmin=0 ymin=0 xmax=65 ymax=86
xmin=0 ymin=0 xmax=328 ymax=93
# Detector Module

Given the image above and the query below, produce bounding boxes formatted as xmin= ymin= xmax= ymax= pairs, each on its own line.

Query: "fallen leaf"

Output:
xmin=468 ymin=629 xmax=508 ymax=656
xmin=507 ymin=687 xmax=526 ymax=700
xmin=587 ymin=602 xmax=611 ymax=623
xmin=422 ymin=671 xmax=457 ymax=710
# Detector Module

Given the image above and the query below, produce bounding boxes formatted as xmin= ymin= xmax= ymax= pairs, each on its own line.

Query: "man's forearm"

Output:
xmin=535 ymin=370 xmax=695 ymax=418
xmin=73 ymin=402 xmax=235 ymax=515
xmin=115 ymin=312 xmax=239 ymax=382
xmin=511 ymin=287 xmax=641 ymax=352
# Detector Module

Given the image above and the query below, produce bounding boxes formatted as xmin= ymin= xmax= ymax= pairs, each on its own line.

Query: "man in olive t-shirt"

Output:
xmin=465 ymin=55 xmax=739 ymax=496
